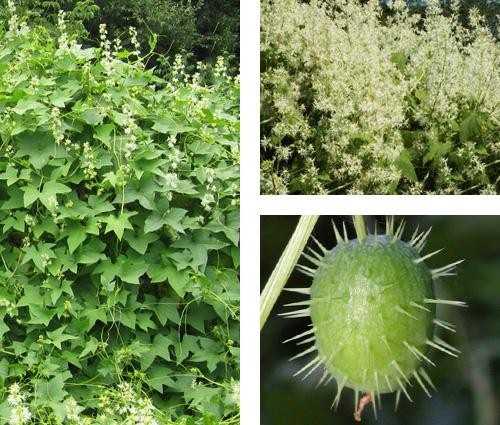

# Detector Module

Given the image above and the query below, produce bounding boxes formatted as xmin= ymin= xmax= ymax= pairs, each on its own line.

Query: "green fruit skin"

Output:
xmin=310 ymin=235 xmax=435 ymax=393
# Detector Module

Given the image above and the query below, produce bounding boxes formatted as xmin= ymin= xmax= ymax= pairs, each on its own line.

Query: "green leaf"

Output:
xmin=23 ymin=184 xmax=40 ymax=207
xmin=149 ymin=261 xmax=189 ymax=297
xmin=124 ymin=230 xmax=159 ymax=254
xmin=460 ymin=111 xmax=482 ymax=142
xmin=423 ymin=139 xmax=452 ymax=164
xmin=66 ymin=222 xmax=88 ymax=254
xmin=390 ymin=51 xmax=408 ymax=71
xmin=50 ymin=91 xmax=74 ymax=108
xmin=46 ymin=326 xmax=78 ymax=350
xmin=39 ymin=181 xmax=72 ymax=210
xmin=94 ymin=123 xmax=115 ymax=146
xmin=33 ymin=374 xmax=68 ymax=403
xmin=15 ymin=132 xmax=63 ymax=169
xmin=0 ymin=165 xmax=20 ymax=186
xmin=172 ymin=230 xmax=228 ymax=271
xmin=103 ymin=211 xmax=136 ymax=240
xmin=0 ymin=318 xmax=9 ymax=338
xmin=152 ymin=116 xmax=194 ymax=134
xmin=118 ymin=309 xmax=136 ymax=329
xmin=28 ymin=305 xmax=56 ymax=326
xmin=81 ymin=108 xmax=104 ymax=125
xmin=116 ymin=254 xmax=148 ymax=284
xmin=144 ymin=208 xmax=187 ymax=234
xmin=148 ymin=297 xmax=180 ymax=326
xmin=190 ymin=338 xmax=223 ymax=372
xmin=76 ymin=239 xmax=107 ymax=264
xmin=80 ymin=337 xmax=100 ymax=358
xmin=147 ymin=365 xmax=175 ymax=393
xmin=84 ymin=308 xmax=108 ymax=331
xmin=396 ymin=149 xmax=417 ymax=182
xmin=13 ymin=99 xmax=44 ymax=115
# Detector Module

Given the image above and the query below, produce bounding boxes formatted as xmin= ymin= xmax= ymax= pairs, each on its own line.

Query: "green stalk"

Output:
xmin=353 ymin=215 xmax=367 ymax=241
xmin=260 ymin=215 xmax=319 ymax=330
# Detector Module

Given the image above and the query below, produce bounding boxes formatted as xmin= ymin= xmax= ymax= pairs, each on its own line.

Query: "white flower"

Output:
xmin=57 ymin=10 xmax=69 ymax=50
xmin=7 ymin=383 xmax=23 ymax=407
xmin=8 ymin=405 xmax=31 ymax=425
xmin=129 ymin=27 xmax=141 ymax=57
xmin=64 ymin=397 xmax=81 ymax=421
xmin=201 ymin=193 xmax=215 ymax=211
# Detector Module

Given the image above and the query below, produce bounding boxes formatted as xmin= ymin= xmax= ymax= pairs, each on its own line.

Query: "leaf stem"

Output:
xmin=354 ymin=215 xmax=367 ymax=241
xmin=260 ymin=215 xmax=319 ymax=330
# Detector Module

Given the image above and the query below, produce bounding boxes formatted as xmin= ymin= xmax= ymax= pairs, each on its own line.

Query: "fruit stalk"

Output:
xmin=260 ymin=215 xmax=319 ymax=330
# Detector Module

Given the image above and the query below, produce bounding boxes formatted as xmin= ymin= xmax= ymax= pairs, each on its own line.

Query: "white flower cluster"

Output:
xmin=51 ymin=107 xmax=65 ymax=145
xmin=229 ymin=380 xmax=240 ymax=407
xmin=172 ymin=54 xmax=187 ymax=84
xmin=122 ymin=104 xmax=139 ymax=159
xmin=113 ymin=37 xmax=123 ymax=56
xmin=214 ymin=56 xmax=228 ymax=79
xmin=7 ymin=384 xmax=31 ymax=425
xmin=129 ymin=27 xmax=141 ymax=57
xmin=7 ymin=0 xmax=18 ymax=34
xmin=0 ymin=297 xmax=15 ymax=315
xmin=261 ymin=0 xmax=500 ymax=194
xmin=98 ymin=382 xmax=159 ymax=425
xmin=57 ymin=10 xmax=70 ymax=51
xmin=82 ymin=141 xmax=97 ymax=180
xmin=99 ymin=23 xmax=114 ymax=76
xmin=201 ymin=168 xmax=218 ymax=211
xmin=64 ymin=397 xmax=82 ymax=422
xmin=167 ymin=145 xmax=183 ymax=170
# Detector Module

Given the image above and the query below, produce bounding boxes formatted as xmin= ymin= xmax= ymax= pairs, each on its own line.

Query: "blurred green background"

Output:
xmin=260 ymin=216 xmax=500 ymax=425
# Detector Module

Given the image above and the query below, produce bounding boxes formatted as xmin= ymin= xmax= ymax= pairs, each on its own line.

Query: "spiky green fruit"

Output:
xmin=311 ymin=234 xmax=434 ymax=394
xmin=282 ymin=218 xmax=466 ymax=417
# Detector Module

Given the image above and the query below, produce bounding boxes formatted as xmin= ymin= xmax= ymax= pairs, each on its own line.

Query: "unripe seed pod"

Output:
xmin=282 ymin=217 xmax=466 ymax=419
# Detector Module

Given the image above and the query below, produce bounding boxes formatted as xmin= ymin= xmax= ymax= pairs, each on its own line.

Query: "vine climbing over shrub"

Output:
xmin=0 ymin=4 xmax=240 ymax=424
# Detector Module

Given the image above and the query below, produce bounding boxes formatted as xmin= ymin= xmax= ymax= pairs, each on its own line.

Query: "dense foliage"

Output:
xmin=0 ymin=4 xmax=239 ymax=424
xmin=0 ymin=0 xmax=239 ymax=65
xmin=261 ymin=0 xmax=500 ymax=194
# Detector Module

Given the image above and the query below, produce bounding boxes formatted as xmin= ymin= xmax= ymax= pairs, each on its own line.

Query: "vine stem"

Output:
xmin=353 ymin=215 xmax=367 ymax=241
xmin=260 ymin=215 xmax=319 ymax=330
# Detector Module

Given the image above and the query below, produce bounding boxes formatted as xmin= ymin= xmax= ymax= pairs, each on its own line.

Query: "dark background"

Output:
xmin=260 ymin=216 xmax=500 ymax=425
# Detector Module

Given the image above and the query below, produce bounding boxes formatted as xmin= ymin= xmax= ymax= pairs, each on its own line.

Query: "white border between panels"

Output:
xmin=257 ymin=195 xmax=500 ymax=216
xmin=240 ymin=1 xmax=261 ymax=425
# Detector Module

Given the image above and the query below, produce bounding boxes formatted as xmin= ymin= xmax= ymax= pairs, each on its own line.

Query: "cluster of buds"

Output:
xmin=40 ymin=253 xmax=52 ymax=269
xmin=0 ymin=298 xmax=15 ymax=315
xmin=57 ymin=10 xmax=69 ymax=50
xmin=99 ymin=24 xmax=114 ymax=75
xmin=82 ymin=142 xmax=97 ymax=180
xmin=167 ymin=134 xmax=176 ymax=149
xmin=113 ymin=37 xmax=123 ymax=57
xmin=214 ymin=56 xmax=228 ymax=79
xmin=51 ymin=107 xmax=65 ymax=145
xmin=172 ymin=55 xmax=187 ymax=84
xmin=24 ymin=214 xmax=36 ymax=228
xmin=4 ymin=144 xmax=15 ymax=158
xmin=122 ymin=105 xmax=139 ymax=159
xmin=129 ymin=27 xmax=141 ymax=57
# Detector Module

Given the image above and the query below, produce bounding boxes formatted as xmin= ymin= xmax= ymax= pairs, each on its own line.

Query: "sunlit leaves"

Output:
xmin=0 ymin=12 xmax=239 ymax=423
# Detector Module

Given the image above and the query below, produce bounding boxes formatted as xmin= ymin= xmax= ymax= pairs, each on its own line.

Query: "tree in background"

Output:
xmin=0 ymin=0 xmax=239 ymax=65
